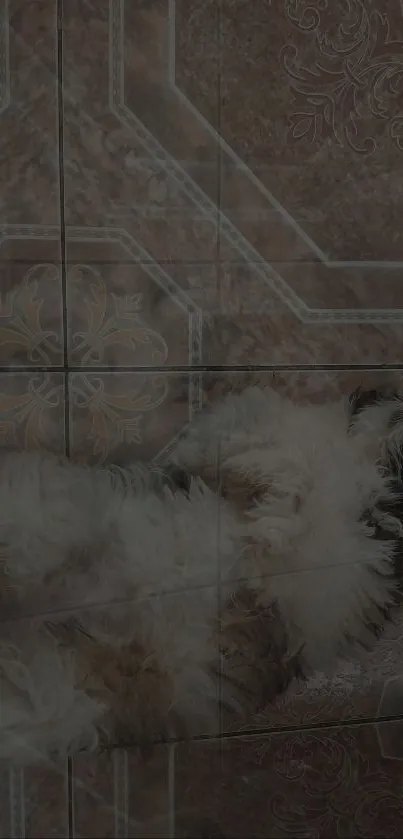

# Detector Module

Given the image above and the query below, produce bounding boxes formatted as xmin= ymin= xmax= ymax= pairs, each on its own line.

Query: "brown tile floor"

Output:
xmin=2 ymin=1 xmax=403 ymax=837
xmin=174 ymin=722 xmax=403 ymax=838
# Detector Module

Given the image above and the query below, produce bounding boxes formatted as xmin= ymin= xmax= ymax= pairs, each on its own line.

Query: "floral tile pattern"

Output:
xmin=174 ymin=722 xmax=403 ymax=838
xmin=223 ymin=608 xmax=403 ymax=736
xmin=0 ymin=256 xmax=63 ymax=367
xmin=216 ymin=0 xmax=403 ymax=262
xmin=0 ymin=372 xmax=65 ymax=451
xmin=68 ymin=372 xmax=193 ymax=464
xmin=66 ymin=257 xmax=217 ymax=368
xmin=4 ymin=0 xmax=403 ymax=835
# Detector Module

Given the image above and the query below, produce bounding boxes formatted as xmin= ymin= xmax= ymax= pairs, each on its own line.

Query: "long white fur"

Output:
xmin=0 ymin=630 xmax=104 ymax=763
xmin=174 ymin=386 xmax=403 ymax=668
xmin=0 ymin=453 xmax=240 ymax=763
xmin=0 ymin=385 xmax=402 ymax=763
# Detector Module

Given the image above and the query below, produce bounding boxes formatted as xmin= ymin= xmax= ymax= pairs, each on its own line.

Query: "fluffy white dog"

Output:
xmin=0 ymin=385 xmax=402 ymax=764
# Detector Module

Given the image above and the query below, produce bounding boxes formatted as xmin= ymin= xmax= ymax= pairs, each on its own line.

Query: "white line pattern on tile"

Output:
xmin=107 ymin=0 xmax=403 ymax=322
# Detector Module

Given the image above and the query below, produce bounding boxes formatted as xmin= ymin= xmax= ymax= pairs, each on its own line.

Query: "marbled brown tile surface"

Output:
xmin=216 ymin=0 xmax=403 ymax=262
xmin=4 ymin=0 xmax=403 ymax=836
xmin=175 ymin=722 xmax=403 ymax=838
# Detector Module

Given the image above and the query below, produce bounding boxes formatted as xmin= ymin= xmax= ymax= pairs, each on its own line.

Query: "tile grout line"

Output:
xmin=215 ymin=0 xmax=224 ymax=701
xmin=168 ymin=743 xmax=176 ymax=839
xmin=2 ymin=364 xmax=403 ymax=374
xmin=56 ymin=0 xmax=70 ymax=457
xmin=9 ymin=768 xmax=25 ymax=839
xmin=113 ymin=748 xmax=128 ymax=838
xmin=217 ymin=4 xmax=226 ymax=760
xmin=67 ymin=758 xmax=74 ymax=839
xmin=57 ymin=0 xmax=72 ymax=822
xmin=107 ymin=709 xmax=403 ymax=752
xmin=217 ymin=0 xmax=222 ymax=292
xmin=216 ymin=430 xmax=224 ymax=749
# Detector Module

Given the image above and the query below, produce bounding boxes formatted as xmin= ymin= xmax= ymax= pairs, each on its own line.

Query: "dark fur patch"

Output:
xmin=348 ymin=386 xmax=399 ymax=424
xmin=159 ymin=464 xmax=192 ymax=495
xmin=348 ymin=387 xmax=403 ymax=636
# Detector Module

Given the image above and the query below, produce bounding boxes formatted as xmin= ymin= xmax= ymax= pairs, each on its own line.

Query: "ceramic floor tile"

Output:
xmin=63 ymin=105 xmax=218 ymax=264
xmin=66 ymin=258 xmax=218 ymax=368
xmin=208 ymin=261 xmax=403 ymax=365
xmin=123 ymin=0 xmax=220 ymax=196
xmin=3 ymin=1 xmax=59 ymax=227
xmin=275 ymin=261 xmax=403 ymax=311
xmin=63 ymin=0 xmax=220 ymax=174
xmin=71 ymin=752 xmax=118 ymax=838
xmin=22 ymin=762 xmax=69 ymax=838
xmin=266 ymin=156 xmax=403 ymax=263
xmin=175 ymin=722 xmax=403 ymax=838
xmin=73 ymin=747 xmax=171 ymax=839
xmin=0 ymin=372 xmax=65 ymax=451
xmin=219 ymin=161 xmax=316 ymax=263
xmin=0 ymin=769 xmax=11 ymax=839
xmin=174 ymin=0 xmax=219 ymax=132
xmin=221 ymin=593 xmax=403 ymax=738
xmin=215 ymin=0 xmax=403 ymax=262
xmin=249 ymin=614 xmax=403 ymax=732
xmin=62 ymin=0 xmax=219 ymax=264
xmin=68 ymin=371 xmax=197 ymax=464
xmin=127 ymin=747 xmax=171 ymax=838
xmin=0 ymin=252 xmax=63 ymax=368
xmin=190 ymin=368 xmax=403 ymax=413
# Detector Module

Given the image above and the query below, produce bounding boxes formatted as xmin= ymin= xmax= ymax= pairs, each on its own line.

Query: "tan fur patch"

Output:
xmin=184 ymin=462 xmax=265 ymax=515
xmin=219 ymin=587 xmax=302 ymax=715
xmin=219 ymin=467 xmax=266 ymax=514
xmin=49 ymin=620 xmax=177 ymax=746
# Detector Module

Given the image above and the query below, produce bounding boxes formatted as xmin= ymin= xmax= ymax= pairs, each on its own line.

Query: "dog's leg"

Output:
xmin=0 ymin=625 xmax=104 ymax=764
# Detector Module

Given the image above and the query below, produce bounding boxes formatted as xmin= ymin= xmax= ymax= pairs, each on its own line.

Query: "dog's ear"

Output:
xmin=348 ymin=387 xmax=403 ymax=470
xmin=349 ymin=388 xmax=382 ymax=419
xmin=348 ymin=387 xmax=400 ymax=422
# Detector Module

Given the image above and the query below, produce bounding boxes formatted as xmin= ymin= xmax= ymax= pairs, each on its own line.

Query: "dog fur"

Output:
xmin=0 ymin=384 xmax=402 ymax=764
